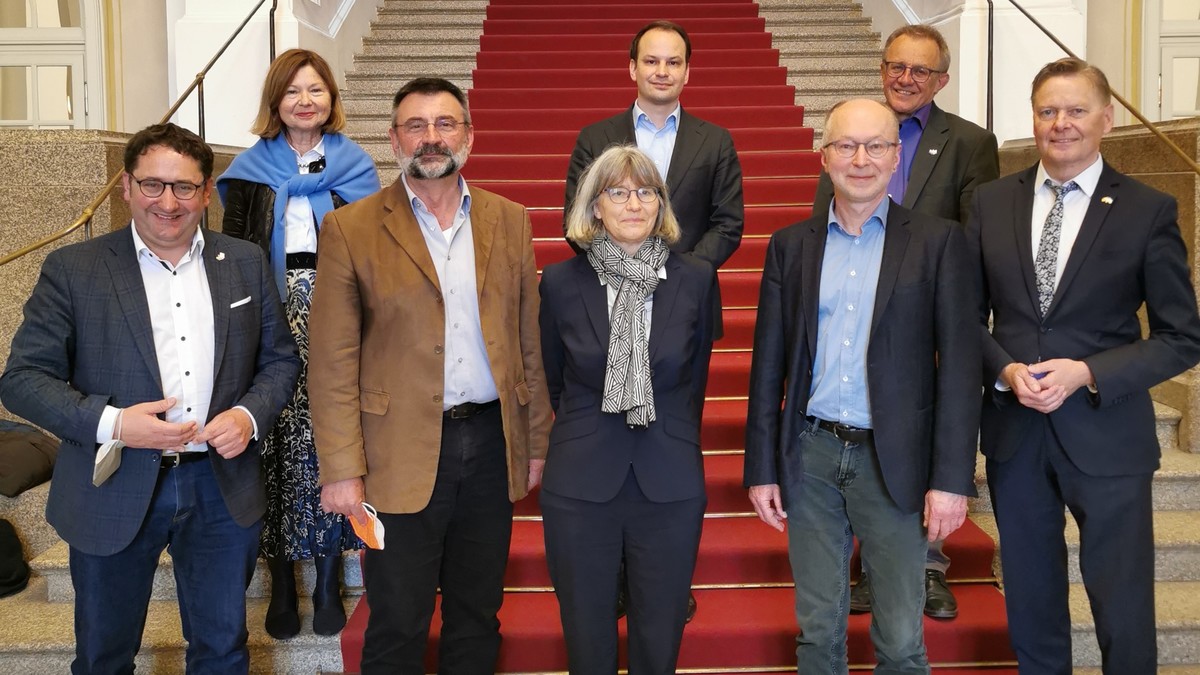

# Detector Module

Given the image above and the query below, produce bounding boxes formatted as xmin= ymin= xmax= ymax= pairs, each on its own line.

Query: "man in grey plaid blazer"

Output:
xmin=0 ymin=123 xmax=299 ymax=674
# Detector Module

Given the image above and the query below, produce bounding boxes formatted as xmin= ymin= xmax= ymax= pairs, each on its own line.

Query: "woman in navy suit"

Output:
xmin=539 ymin=145 xmax=715 ymax=674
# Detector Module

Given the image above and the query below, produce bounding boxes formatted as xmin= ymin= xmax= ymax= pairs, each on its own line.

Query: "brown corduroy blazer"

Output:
xmin=308 ymin=179 xmax=552 ymax=514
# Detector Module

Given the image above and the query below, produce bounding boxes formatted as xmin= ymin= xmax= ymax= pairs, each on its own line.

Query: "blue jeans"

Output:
xmin=69 ymin=458 xmax=262 ymax=675
xmin=784 ymin=422 xmax=929 ymax=675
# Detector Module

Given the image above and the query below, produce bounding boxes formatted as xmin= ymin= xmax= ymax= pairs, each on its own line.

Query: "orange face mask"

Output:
xmin=349 ymin=502 xmax=385 ymax=550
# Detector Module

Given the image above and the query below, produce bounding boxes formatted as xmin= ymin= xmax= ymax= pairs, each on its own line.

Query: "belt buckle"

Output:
xmin=161 ymin=453 xmax=182 ymax=469
xmin=446 ymin=404 xmax=470 ymax=420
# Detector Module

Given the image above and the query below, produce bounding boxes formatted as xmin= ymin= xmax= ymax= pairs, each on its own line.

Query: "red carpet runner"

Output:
xmin=341 ymin=1 xmax=1014 ymax=672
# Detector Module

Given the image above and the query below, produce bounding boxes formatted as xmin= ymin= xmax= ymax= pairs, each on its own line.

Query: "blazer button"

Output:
xmin=433 ymin=394 xmax=442 ymax=403
xmin=434 ymin=345 xmax=444 ymax=354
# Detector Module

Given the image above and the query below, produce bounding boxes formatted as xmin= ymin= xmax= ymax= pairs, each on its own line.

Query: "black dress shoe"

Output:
xmin=923 ymin=570 xmax=957 ymax=619
xmin=849 ymin=572 xmax=871 ymax=614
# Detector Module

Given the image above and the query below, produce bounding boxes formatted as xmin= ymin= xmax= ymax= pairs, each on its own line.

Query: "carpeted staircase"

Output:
xmin=336 ymin=1 xmax=1016 ymax=672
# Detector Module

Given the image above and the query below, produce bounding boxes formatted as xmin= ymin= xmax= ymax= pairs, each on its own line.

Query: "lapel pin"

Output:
xmin=216 ymin=252 xmax=226 ymax=261
xmin=1100 ymin=196 xmax=1113 ymax=205
xmin=929 ymin=148 xmax=938 ymax=155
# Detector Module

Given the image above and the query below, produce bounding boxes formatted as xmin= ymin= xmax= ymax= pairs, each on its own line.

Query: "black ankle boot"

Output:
xmin=264 ymin=557 xmax=300 ymax=640
xmin=312 ymin=554 xmax=346 ymax=636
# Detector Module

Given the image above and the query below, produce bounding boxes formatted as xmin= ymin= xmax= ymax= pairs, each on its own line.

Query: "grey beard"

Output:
xmin=400 ymin=143 xmax=469 ymax=179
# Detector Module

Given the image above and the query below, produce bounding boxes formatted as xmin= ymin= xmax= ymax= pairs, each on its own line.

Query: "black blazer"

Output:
xmin=0 ymin=228 xmax=299 ymax=555
xmin=564 ymin=107 xmax=744 ymax=337
xmin=539 ymin=252 xmax=715 ymax=503
xmin=967 ymin=162 xmax=1200 ymax=475
xmin=220 ymin=178 xmax=347 ymax=256
xmin=744 ymin=202 xmax=980 ymax=514
xmin=813 ymin=103 xmax=999 ymax=225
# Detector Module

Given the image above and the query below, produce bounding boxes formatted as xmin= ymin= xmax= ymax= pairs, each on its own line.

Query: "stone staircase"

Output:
xmin=760 ymin=0 xmax=882 ymax=144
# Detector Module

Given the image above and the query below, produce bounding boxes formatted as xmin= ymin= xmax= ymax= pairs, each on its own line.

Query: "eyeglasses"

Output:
xmin=130 ymin=177 xmax=202 ymax=200
xmin=396 ymin=117 xmax=469 ymax=136
xmin=822 ymin=140 xmax=899 ymax=159
xmin=882 ymin=61 xmax=945 ymax=83
xmin=602 ymin=186 xmax=659 ymax=204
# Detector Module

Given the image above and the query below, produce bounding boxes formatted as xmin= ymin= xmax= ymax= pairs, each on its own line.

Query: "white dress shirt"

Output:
xmin=96 ymin=225 xmax=257 ymax=451
xmin=1031 ymin=154 xmax=1104 ymax=287
xmin=283 ymin=137 xmax=325 ymax=254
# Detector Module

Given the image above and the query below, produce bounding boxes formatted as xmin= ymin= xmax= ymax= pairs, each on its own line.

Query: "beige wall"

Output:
xmin=1087 ymin=0 xmax=1141 ymax=128
xmin=106 ymin=0 xmax=170 ymax=133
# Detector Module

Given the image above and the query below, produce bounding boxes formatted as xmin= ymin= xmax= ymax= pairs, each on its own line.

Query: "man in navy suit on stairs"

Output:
xmin=745 ymin=99 xmax=980 ymax=675
xmin=812 ymin=24 xmax=1000 ymax=619
xmin=0 ymin=123 xmax=299 ymax=674
xmin=564 ymin=19 xmax=744 ymax=341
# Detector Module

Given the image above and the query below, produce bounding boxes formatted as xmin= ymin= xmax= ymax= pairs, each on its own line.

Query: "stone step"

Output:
xmin=345 ymin=74 xmax=476 ymax=95
xmin=381 ymin=0 xmax=487 ymax=9
xmin=759 ymin=9 xmax=867 ymax=21
xmin=972 ymin=510 xmax=1200 ymax=583
xmin=0 ymin=577 xmax=344 ymax=673
xmin=1070 ymin=580 xmax=1200 ymax=668
xmin=364 ymin=29 xmax=482 ymax=44
xmin=775 ymin=40 xmax=880 ymax=56
xmin=371 ymin=15 xmax=485 ymax=29
xmin=0 ymin=481 xmax=55 ymax=560
xmin=32 ymin=542 xmax=364 ymax=604
xmin=359 ymin=38 xmax=479 ymax=58
xmin=788 ymin=72 xmax=879 ymax=92
xmin=348 ymin=57 xmax=475 ymax=78
xmin=781 ymin=55 xmax=882 ymax=72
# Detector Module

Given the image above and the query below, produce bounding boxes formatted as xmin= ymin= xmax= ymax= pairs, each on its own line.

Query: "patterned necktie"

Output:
xmin=1034 ymin=179 xmax=1079 ymax=316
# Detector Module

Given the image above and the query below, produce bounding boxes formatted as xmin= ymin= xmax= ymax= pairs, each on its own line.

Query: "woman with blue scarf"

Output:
xmin=217 ymin=48 xmax=379 ymax=640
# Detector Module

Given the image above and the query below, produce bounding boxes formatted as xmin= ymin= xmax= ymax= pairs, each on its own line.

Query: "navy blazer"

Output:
xmin=744 ymin=202 xmax=981 ymax=514
xmin=813 ymin=103 xmax=999 ymax=225
xmin=539 ymin=252 xmax=715 ymax=504
xmin=0 ymin=227 xmax=299 ymax=555
xmin=968 ymin=162 xmax=1200 ymax=475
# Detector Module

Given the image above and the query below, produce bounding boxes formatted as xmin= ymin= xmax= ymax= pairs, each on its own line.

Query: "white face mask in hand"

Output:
xmin=349 ymin=502 xmax=385 ymax=550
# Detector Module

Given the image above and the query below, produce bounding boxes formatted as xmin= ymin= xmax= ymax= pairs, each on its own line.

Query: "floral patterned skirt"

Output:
xmin=259 ymin=267 xmax=363 ymax=560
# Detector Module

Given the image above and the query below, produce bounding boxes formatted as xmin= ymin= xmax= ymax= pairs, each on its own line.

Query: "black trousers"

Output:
xmin=541 ymin=468 xmax=706 ymax=675
xmin=988 ymin=418 xmax=1156 ymax=675
xmin=360 ymin=405 xmax=513 ymax=675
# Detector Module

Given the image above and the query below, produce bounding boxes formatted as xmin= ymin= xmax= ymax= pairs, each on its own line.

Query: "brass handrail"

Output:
xmin=990 ymin=0 xmax=1200 ymax=177
xmin=0 ymin=0 xmax=275 ymax=267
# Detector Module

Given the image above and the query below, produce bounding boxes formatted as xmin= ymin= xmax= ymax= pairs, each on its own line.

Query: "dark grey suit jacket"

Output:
xmin=564 ymin=106 xmax=744 ymax=336
xmin=0 ymin=227 xmax=299 ymax=555
xmin=743 ymin=202 xmax=980 ymax=513
xmin=968 ymin=163 xmax=1200 ymax=475
xmin=813 ymin=103 xmax=999 ymax=225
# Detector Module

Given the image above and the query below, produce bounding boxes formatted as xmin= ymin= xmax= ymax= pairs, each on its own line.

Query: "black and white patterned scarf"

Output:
xmin=587 ymin=233 xmax=670 ymax=427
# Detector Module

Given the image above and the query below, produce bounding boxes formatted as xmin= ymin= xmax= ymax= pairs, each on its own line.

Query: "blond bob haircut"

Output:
xmin=251 ymin=48 xmax=346 ymax=138
xmin=565 ymin=145 xmax=681 ymax=250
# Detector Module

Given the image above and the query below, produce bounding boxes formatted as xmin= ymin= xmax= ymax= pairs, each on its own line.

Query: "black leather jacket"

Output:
xmin=220 ymin=179 xmax=348 ymax=257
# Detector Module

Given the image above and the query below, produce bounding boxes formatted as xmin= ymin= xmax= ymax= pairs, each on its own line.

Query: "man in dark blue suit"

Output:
xmin=0 ymin=123 xmax=299 ymax=674
xmin=968 ymin=59 xmax=1200 ymax=674
xmin=744 ymin=99 xmax=980 ymax=674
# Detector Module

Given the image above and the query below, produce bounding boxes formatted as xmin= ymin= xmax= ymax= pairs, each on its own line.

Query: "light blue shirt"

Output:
xmin=633 ymin=102 xmax=680 ymax=181
xmin=806 ymin=198 xmax=889 ymax=429
xmin=401 ymin=174 xmax=499 ymax=409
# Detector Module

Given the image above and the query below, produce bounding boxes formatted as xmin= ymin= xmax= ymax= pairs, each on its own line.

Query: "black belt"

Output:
xmin=444 ymin=399 xmax=500 ymax=420
xmin=808 ymin=416 xmax=874 ymax=444
xmin=286 ymin=252 xmax=317 ymax=270
xmin=160 ymin=451 xmax=209 ymax=470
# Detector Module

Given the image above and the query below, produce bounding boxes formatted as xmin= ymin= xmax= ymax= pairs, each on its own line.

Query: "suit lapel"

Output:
xmin=1012 ymin=167 xmax=1042 ymax=316
xmin=203 ymin=233 xmax=232 ymax=380
xmin=617 ymin=106 xmax=636 ymax=144
xmin=665 ymin=110 xmax=702 ymax=197
xmin=105 ymin=227 xmax=163 ymax=394
xmin=902 ymin=105 xmax=950 ymax=209
xmin=648 ymin=255 xmax=683 ymax=363
xmin=869 ymin=204 xmax=911 ymax=340
xmin=471 ymin=191 xmax=498 ymax=299
xmin=575 ymin=258 xmax=610 ymax=346
xmin=380 ymin=180 xmax=442 ymax=294
xmin=800 ymin=221 xmax=827 ymax=360
xmin=1049 ymin=163 xmax=1119 ymax=315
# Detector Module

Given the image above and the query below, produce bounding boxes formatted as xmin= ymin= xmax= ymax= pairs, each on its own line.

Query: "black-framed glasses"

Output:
xmin=602 ymin=186 xmax=659 ymax=204
xmin=822 ymin=140 xmax=898 ymax=159
xmin=130 ymin=177 xmax=202 ymax=200
xmin=396 ymin=117 xmax=469 ymax=136
xmin=882 ymin=61 xmax=944 ymax=83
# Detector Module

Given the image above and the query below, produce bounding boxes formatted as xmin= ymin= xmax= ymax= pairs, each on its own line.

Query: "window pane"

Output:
xmin=0 ymin=66 xmax=32 ymax=121
xmin=36 ymin=65 xmax=73 ymax=120
xmin=1171 ymin=56 xmax=1200 ymax=116
xmin=1164 ymin=0 xmax=1200 ymax=21
xmin=0 ymin=1 xmax=32 ymax=28
xmin=43 ymin=0 xmax=81 ymax=28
